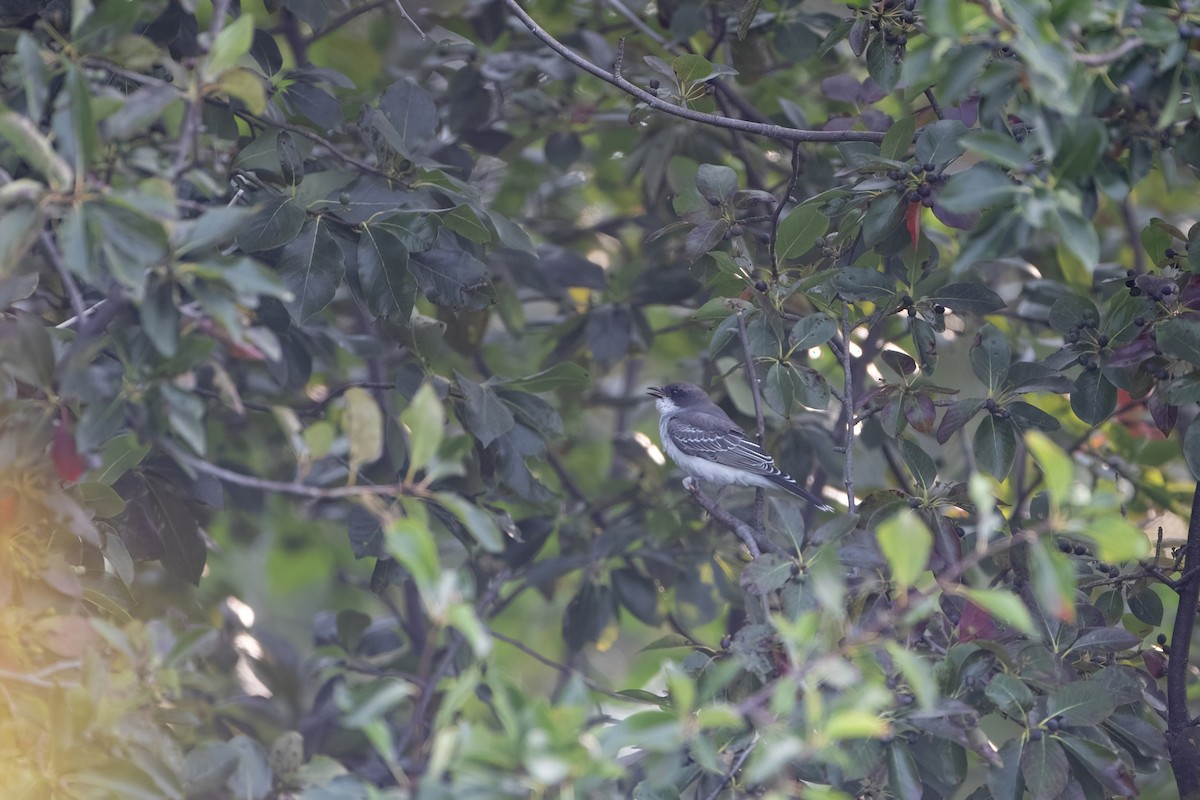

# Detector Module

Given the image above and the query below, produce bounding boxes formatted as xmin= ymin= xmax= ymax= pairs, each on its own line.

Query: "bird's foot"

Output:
xmin=682 ymin=476 xmax=698 ymax=493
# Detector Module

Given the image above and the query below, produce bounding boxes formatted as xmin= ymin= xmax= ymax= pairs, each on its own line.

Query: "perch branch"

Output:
xmin=1167 ymin=482 xmax=1200 ymax=795
xmin=736 ymin=309 xmax=767 ymax=535
xmin=503 ymin=0 xmax=885 ymax=144
xmin=840 ymin=304 xmax=857 ymax=512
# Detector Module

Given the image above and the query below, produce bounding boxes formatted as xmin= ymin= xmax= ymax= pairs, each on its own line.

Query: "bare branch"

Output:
xmin=768 ymin=142 xmax=802 ymax=281
xmin=1074 ymin=37 xmax=1142 ymax=67
xmin=489 ymin=628 xmax=630 ymax=701
xmin=502 ymin=0 xmax=885 ymax=144
xmin=391 ymin=0 xmax=427 ymax=39
xmin=737 ymin=309 xmax=767 ymax=534
xmin=684 ymin=478 xmax=761 ymax=557
xmin=840 ymin=304 xmax=857 ymax=513
xmin=164 ymin=441 xmax=416 ymax=500
xmin=39 ymin=231 xmax=85 ymax=319
xmin=702 ymin=742 xmax=757 ymax=800
xmin=923 ymin=88 xmax=945 ymax=121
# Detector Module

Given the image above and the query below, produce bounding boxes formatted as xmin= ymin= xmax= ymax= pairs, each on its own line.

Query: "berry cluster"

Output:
xmin=871 ymin=0 xmax=919 ymax=48
xmin=887 ymin=163 xmax=944 ymax=207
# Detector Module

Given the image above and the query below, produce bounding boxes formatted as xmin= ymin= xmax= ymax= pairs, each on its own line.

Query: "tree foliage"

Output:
xmin=2 ymin=0 xmax=1200 ymax=797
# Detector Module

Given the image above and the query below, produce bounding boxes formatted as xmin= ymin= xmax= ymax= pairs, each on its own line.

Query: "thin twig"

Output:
xmin=39 ymin=231 xmax=85 ymax=319
xmin=1074 ymin=37 xmax=1142 ymax=67
xmin=502 ymin=0 xmax=885 ymax=144
xmin=736 ymin=310 xmax=767 ymax=535
xmin=164 ymin=441 xmax=417 ymax=499
xmin=395 ymin=570 xmax=511 ymax=761
xmin=391 ymin=0 xmax=427 ymax=39
xmin=1121 ymin=195 xmax=1145 ymax=275
xmin=768 ymin=142 xmax=802 ymax=282
xmin=174 ymin=0 xmax=232 ymax=179
xmin=489 ymin=629 xmax=631 ymax=700
xmin=684 ymin=478 xmax=785 ymax=558
xmin=605 ymin=0 xmax=670 ymax=46
xmin=234 ymin=109 xmax=398 ymax=181
xmin=840 ymin=304 xmax=857 ymax=513
xmin=302 ymin=0 xmax=390 ymax=44
xmin=702 ymin=740 xmax=756 ymax=800
xmin=923 ymin=88 xmax=945 ymax=121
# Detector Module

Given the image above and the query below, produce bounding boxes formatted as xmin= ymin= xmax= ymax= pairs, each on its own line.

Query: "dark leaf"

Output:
xmin=357 ymin=225 xmax=415 ymax=322
xmin=377 ymin=79 xmax=438 ymax=158
xmin=903 ymin=393 xmax=936 ymax=433
xmin=1020 ymin=736 xmax=1069 ymax=800
xmin=969 ymin=323 xmax=1010 ymax=391
xmin=974 ymin=414 xmax=1017 ymax=479
xmin=881 ymin=349 xmax=917 ymax=377
xmin=937 ymin=398 xmax=983 ymax=444
xmin=613 ymin=568 xmax=661 ymax=625
xmin=1070 ymin=369 xmax=1116 ymax=426
xmin=237 ymin=197 xmax=306 ymax=253
xmin=899 ymin=438 xmax=936 ymax=490
xmin=1007 ymin=401 xmax=1061 ymax=432
xmin=1046 ymin=681 xmax=1117 ymax=726
xmin=925 ymin=282 xmax=1005 ymax=315
xmin=1157 ymin=316 xmax=1200 ymax=366
xmin=915 ymin=119 xmax=968 ymax=166
xmin=409 ymin=244 xmax=492 ymax=311
xmin=456 ymin=371 xmax=515 ymax=448
xmin=1129 ymin=588 xmax=1164 ymax=626
xmin=279 ymin=218 xmax=345 ymax=323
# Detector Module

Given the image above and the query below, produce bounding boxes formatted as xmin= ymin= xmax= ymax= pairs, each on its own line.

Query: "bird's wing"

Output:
xmin=666 ymin=414 xmax=781 ymax=476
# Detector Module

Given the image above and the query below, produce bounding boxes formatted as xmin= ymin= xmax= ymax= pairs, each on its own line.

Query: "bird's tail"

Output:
xmin=767 ymin=473 xmax=834 ymax=512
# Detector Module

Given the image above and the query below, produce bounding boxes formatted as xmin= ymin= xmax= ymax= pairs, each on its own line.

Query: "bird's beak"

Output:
xmin=646 ymin=387 xmax=664 ymax=398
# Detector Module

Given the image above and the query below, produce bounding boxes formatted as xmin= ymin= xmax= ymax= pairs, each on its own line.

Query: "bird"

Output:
xmin=647 ymin=382 xmax=833 ymax=511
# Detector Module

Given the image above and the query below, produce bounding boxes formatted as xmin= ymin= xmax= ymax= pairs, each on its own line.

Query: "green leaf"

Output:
xmin=899 ymin=438 xmax=936 ymax=491
xmin=740 ymin=553 xmax=794 ymax=594
xmin=140 ymin=276 xmax=180 ymax=357
xmin=986 ymin=673 xmax=1034 ymax=716
xmin=789 ymin=313 xmax=837 ymax=350
xmin=938 ymin=164 xmax=1020 ymax=213
xmin=876 ymin=509 xmax=931 ymax=590
xmin=357 ymin=225 xmax=415 ymax=322
xmin=958 ymin=130 xmax=1029 ymax=169
xmin=887 ymin=742 xmax=923 ymax=800
xmin=973 ymin=414 xmax=1017 ymax=480
xmin=499 ymin=363 xmax=589 ymax=392
xmin=1020 ymin=735 xmax=1069 ymax=800
xmin=970 ymin=323 xmax=1010 ymax=391
xmin=1051 ymin=117 xmax=1106 ymax=181
xmin=880 ymin=115 xmax=916 ymax=162
xmin=1048 ymin=294 xmax=1098 ymax=333
xmin=280 ymin=217 xmax=345 ymax=323
xmin=695 ymin=164 xmax=737 ymax=205
xmin=1046 ymin=681 xmax=1116 ymax=726
xmin=446 ymin=602 xmax=492 ymax=657
xmin=343 ymin=387 xmax=384 ymax=481
xmin=1024 ymin=431 xmax=1072 ymax=507
xmin=385 ymin=516 xmax=439 ymax=593
xmin=1129 ymin=588 xmax=1164 ymax=626
xmin=1070 ymin=369 xmax=1116 ymax=426
xmin=1157 ymin=316 xmax=1200 ymax=366
xmin=0 ymin=110 xmax=73 ymax=192
xmin=236 ymin=197 xmax=306 ymax=253
xmin=836 ymin=267 xmax=896 ymax=302
xmin=434 ymin=492 xmax=503 ymax=553
xmin=204 ymin=14 xmax=255 ymax=78
xmin=443 ymin=205 xmax=491 ymax=244
xmin=1050 ymin=206 xmax=1099 ymax=269
xmin=376 ymin=79 xmax=438 ymax=159
xmin=456 ymin=371 xmax=515 ymax=448
xmin=1071 ymin=514 xmax=1150 ymax=562
xmin=613 ymin=567 xmax=661 ymax=625
xmin=775 ymin=203 xmax=829 ymax=261
xmin=96 ymin=433 xmax=150 ymax=485
xmin=960 ymin=588 xmax=1036 ymax=636
xmin=915 ymin=119 xmax=968 ymax=165
xmin=401 ymin=382 xmax=443 ymax=479
xmin=1030 ymin=537 xmax=1076 ymax=623
xmin=865 ymin=35 xmax=900 ymax=92
xmin=937 ymin=397 xmax=982 ymax=444
xmin=925 ymin=282 xmax=1005 ymax=315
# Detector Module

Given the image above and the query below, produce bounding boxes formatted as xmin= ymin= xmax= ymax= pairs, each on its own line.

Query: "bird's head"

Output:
xmin=647 ymin=382 xmax=708 ymax=413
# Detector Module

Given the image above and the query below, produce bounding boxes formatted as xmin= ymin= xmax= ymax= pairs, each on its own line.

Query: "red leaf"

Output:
xmin=1143 ymin=649 xmax=1167 ymax=678
xmin=51 ymin=420 xmax=85 ymax=483
xmin=906 ymin=200 xmax=921 ymax=252
xmin=958 ymin=600 xmax=998 ymax=642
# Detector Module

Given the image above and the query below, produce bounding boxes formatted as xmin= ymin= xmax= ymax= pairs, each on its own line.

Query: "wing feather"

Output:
xmin=666 ymin=416 xmax=783 ymax=476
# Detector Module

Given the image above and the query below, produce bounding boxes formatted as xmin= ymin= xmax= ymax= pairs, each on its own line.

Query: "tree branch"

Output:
xmin=683 ymin=478 xmax=784 ymax=557
xmin=1168 ymin=482 xmax=1200 ymax=795
xmin=503 ymin=0 xmax=885 ymax=144
xmin=39 ymin=230 xmax=85 ymax=319
xmin=736 ymin=309 xmax=767 ymax=535
xmin=840 ymin=304 xmax=857 ymax=513
xmin=768 ymin=142 xmax=802 ymax=282
xmin=164 ymin=441 xmax=417 ymax=499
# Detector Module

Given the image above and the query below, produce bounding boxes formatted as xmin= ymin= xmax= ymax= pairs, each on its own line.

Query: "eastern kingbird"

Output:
xmin=648 ymin=382 xmax=833 ymax=511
